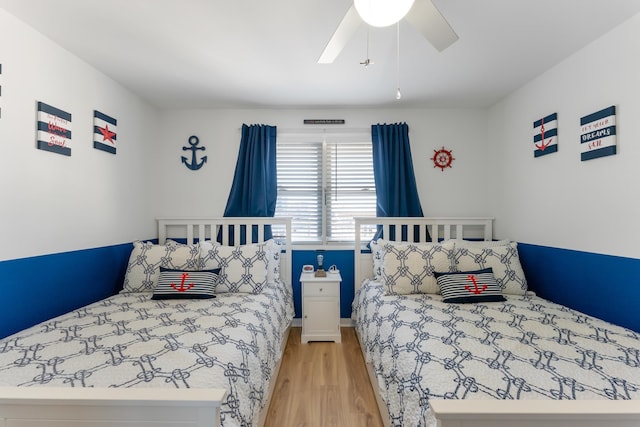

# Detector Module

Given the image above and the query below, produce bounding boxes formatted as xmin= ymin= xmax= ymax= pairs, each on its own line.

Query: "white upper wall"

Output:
xmin=6 ymin=4 xmax=638 ymax=261
xmin=151 ymin=108 xmax=491 ymax=220
xmin=487 ymin=12 xmax=640 ymax=258
xmin=0 ymin=9 xmax=157 ymax=261
xmin=0 ymin=5 xmax=492 ymax=260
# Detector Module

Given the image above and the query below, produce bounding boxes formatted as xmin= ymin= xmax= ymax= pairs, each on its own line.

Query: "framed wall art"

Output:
xmin=580 ymin=105 xmax=616 ymax=161
xmin=36 ymin=101 xmax=72 ymax=156
xmin=93 ymin=110 xmax=117 ymax=154
xmin=533 ymin=112 xmax=558 ymax=157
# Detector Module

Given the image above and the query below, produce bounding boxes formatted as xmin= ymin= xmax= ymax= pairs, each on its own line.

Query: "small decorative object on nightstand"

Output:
xmin=314 ymin=253 xmax=326 ymax=277
xmin=300 ymin=270 xmax=342 ymax=343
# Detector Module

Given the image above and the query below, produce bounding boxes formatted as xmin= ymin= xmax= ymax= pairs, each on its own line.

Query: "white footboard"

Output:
xmin=0 ymin=387 xmax=226 ymax=427
xmin=430 ymin=400 xmax=640 ymax=427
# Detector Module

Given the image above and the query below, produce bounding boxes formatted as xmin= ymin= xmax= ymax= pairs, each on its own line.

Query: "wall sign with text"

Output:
xmin=580 ymin=105 xmax=616 ymax=161
xmin=36 ymin=101 xmax=72 ymax=156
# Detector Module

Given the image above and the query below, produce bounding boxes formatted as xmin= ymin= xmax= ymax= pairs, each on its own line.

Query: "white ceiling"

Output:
xmin=2 ymin=0 xmax=639 ymax=109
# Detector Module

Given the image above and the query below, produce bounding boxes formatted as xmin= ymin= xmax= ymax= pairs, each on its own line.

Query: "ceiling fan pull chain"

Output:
xmin=360 ymin=25 xmax=374 ymax=67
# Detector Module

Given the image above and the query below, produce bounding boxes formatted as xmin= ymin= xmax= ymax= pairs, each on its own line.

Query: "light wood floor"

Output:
xmin=264 ymin=327 xmax=384 ymax=427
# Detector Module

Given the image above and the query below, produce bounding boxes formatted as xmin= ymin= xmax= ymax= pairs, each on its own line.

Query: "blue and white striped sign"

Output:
xmin=93 ymin=110 xmax=117 ymax=154
xmin=36 ymin=101 xmax=72 ymax=156
xmin=580 ymin=106 xmax=616 ymax=161
xmin=533 ymin=112 xmax=558 ymax=157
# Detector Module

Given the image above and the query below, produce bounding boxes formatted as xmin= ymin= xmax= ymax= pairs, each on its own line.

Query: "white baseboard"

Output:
xmin=341 ymin=318 xmax=355 ymax=327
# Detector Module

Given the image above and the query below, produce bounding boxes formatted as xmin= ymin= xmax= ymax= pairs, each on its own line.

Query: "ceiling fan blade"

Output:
xmin=317 ymin=4 xmax=362 ymax=64
xmin=405 ymin=0 xmax=458 ymax=52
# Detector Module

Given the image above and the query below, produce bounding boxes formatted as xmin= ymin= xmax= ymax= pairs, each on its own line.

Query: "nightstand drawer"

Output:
xmin=303 ymin=281 xmax=340 ymax=297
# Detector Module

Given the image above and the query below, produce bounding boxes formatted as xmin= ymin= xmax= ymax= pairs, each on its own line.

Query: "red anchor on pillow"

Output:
xmin=465 ymin=274 xmax=488 ymax=294
xmin=171 ymin=273 xmax=195 ymax=292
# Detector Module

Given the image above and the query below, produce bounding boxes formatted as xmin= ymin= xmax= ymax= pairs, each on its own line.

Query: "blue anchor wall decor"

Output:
xmin=181 ymin=135 xmax=207 ymax=171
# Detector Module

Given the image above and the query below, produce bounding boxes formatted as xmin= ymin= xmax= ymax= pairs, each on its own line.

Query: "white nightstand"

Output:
xmin=300 ymin=271 xmax=342 ymax=343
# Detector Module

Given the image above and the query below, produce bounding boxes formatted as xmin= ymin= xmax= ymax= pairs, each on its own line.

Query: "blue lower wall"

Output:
xmin=0 ymin=245 xmax=356 ymax=339
xmin=518 ymin=243 xmax=640 ymax=333
xmin=0 ymin=244 xmax=132 ymax=339
xmin=3 ymin=242 xmax=639 ymax=339
xmin=291 ymin=250 xmax=355 ymax=319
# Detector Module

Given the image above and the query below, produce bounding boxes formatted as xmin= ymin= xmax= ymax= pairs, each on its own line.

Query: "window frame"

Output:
xmin=274 ymin=129 xmax=376 ymax=246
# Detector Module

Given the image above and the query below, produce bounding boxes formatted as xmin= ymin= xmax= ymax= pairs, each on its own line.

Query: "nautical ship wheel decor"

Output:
xmin=432 ymin=146 xmax=454 ymax=171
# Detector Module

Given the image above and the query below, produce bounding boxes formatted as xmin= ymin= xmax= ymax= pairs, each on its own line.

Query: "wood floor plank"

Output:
xmin=264 ymin=327 xmax=384 ymax=427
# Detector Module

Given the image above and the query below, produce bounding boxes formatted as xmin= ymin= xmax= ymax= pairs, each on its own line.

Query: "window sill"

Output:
xmin=291 ymin=242 xmax=356 ymax=251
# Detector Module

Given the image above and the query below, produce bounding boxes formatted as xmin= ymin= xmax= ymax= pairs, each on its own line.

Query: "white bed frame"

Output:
xmin=353 ymin=217 xmax=640 ymax=427
xmin=157 ymin=216 xmax=292 ymax=287
xmin=0 ymin=387 xmax=226 ymax=427
xmin=0 ymin=217 xmax=293 ymax=427
xmin=430 ymin=400 xmax=640 ymax=427
xmin=354 ymin=216 xmax=493 ymax=292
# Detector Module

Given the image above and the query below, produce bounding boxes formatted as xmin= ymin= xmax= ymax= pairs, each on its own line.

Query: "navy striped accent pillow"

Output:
xmin=434 ymin=268 xmax=506 ymax=303
xmin=152 ymin=267 xmax=220 ymax=300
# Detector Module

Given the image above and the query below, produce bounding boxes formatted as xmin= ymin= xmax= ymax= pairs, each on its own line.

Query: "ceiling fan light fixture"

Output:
xmin=354 ymin=0 xmax=415 ymax=27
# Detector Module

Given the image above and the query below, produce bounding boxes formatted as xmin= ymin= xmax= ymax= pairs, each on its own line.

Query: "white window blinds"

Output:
xmin=275 ymin=141 xmax=323 ymax=242
xmin=275 ymin=132 xmax=376 ymax=243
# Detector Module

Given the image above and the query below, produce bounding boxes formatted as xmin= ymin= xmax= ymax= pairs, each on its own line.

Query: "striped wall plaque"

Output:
xmin=533 ymin=112 xmax=558 ymax=157
xmin=580 ymin=106 xmax=616 ymax=161
xmin=93 ymin=110 xmax=117 ymax=154
xmin=36 ymin=101 xmax=72 ymax=156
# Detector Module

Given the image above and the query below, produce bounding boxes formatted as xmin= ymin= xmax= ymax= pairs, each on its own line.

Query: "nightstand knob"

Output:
xmin=319 ymin=288 xmax=323 ymax=292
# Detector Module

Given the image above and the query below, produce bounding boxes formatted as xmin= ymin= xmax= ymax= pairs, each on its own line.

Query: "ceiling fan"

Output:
xmin=318 ymin=0 xmax=458 ymax=64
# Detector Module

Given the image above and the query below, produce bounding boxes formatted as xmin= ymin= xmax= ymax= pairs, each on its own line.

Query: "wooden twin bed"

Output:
xmin=353 ymin=217 xmax=640 ymax=427
xmin=0 ymin=217 xmax=293 ymax=427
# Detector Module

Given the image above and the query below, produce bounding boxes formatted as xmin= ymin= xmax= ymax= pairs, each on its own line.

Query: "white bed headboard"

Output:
xmin=157 ymin=217 xmax=292 ymax=286
xmin=353 ymin=217 xmax=494 ymax=291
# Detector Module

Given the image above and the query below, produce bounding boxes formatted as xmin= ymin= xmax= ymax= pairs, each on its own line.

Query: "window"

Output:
xmin=274 ymin=132 xmax=376 ymax=244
